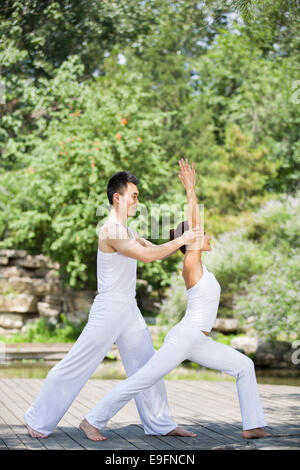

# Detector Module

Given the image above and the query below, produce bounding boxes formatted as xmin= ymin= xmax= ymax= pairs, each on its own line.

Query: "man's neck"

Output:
xmin=109 ymin=209 xmax=128 ymax=227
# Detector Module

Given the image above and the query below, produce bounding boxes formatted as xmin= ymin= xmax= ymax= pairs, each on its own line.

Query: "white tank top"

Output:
xmin=184 ymin=264 xmax=221 ymax=332
xmin=94 ymin=218 xmax=137 ymax=301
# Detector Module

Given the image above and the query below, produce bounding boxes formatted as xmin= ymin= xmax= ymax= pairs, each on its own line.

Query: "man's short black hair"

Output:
xmin=107 ymin=171 xmax=139 ymax=205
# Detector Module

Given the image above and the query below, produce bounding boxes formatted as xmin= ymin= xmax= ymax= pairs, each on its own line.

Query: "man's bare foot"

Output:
xmin=165 ymin=426 xmax=197 ymax=437
xmin=242 ymin=427 xmax=270 ymax=439
xmin=25 ymin=423 xmax=48 ymax=439
xmin=79 ymin=419 xmax=107 ymax=441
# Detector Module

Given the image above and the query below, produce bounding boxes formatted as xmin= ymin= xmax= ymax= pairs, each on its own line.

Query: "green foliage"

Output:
xmin=246 ymin=194 xmax=300 ymax=249
xmin=157 ymin=192 xmax=300 ymax=341
xmin=234 ymin=251 xmax=300 ymax=341
xmin=233 ymin=192 xmax=300 ymax=341
xmin=0 ymin=0 xmax=299 ymax=296
xmin=0 ymin=56 xmax=173 ymax=288
xmin=0 ymin=314 xmax=88 ymax=344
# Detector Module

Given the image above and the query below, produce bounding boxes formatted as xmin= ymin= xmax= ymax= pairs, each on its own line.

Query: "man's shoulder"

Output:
xmin=99 ymin=220 xmax=129 ymax=240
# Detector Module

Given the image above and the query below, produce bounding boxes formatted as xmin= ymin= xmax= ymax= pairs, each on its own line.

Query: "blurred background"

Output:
xmin=0 ymin=0 xmax=299 ymax=385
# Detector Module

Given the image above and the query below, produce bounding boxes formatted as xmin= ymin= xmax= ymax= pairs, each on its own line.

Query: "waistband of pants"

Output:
xmin=181 ymin=315 xmax=212 ymax=334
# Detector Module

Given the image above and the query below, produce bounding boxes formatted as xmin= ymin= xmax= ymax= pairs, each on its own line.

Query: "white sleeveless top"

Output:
xmin=94 ymin=218 xmax=137 ymax=301
xmin=184 ymin=264 xmax=221 ymax=332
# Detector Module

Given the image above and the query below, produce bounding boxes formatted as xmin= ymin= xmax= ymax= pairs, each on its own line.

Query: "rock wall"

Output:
xmin=0 ymin=249 xmax=96 ymax=335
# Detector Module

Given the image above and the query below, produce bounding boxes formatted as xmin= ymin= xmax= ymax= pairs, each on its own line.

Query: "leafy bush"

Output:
xmin=247 ymin=192 xmax=300 ymax=249
xmin=0 ymin=314 xmax=88 ymax=343
xmin=233 ymin=250 xmax=300 ymax=341
xmin=0 ymin=56 xmax=176 ymax=289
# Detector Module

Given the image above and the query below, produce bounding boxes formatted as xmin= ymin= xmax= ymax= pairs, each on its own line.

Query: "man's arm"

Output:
xmin=134 ymin=231 xmax=178 ymax=259
xmin=103 ymin=223 xmax=198 ymax=263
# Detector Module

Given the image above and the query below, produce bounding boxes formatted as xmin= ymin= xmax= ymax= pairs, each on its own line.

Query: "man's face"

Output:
xmin=117 ymin=183 xmax=139 ymax=218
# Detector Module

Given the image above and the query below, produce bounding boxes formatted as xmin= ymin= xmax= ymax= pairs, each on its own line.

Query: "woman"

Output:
xmin=79 ymin=158 xmax=269 ymax=441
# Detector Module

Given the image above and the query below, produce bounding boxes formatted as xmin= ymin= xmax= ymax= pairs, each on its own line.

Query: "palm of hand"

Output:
xmin=178 ymin=158 xmax=196 ymax=189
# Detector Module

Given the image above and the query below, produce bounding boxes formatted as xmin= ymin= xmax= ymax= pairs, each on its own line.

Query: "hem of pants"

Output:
xmin=242 ymin=420 xmax=268 ymax=431
xmin=85 ymin=414 xmax=106 ymax=431
xmin=143 ymin=421 xmax=178 ymax=436
xmin=24 ymin=414 xmax=51 ymax=436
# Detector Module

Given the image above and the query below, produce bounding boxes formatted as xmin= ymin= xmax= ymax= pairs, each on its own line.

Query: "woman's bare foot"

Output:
xmin=25 ymin=423 xmax=48 ymax=438
xmin=242 ymin=427 xmax=270 ymax=439
xmin=79 ymin=419 xmax=107 ymax=441
xmin=165 ymin=426 xmax=197 ymax=437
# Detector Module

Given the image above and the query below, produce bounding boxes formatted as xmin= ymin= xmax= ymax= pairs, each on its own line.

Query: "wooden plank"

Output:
xmin=89 ymin=379 xmax=239 ymax=448
xmin=166 ymin=380 xmax=300 ymax=441
xmin=17 ymin=378 xmax=110 ymax=451
xmin=9 ymin=378 xmax=85 ymax=450
xmin=1 ymin=378 xmax=299 ymax=450
xmin=4 ymin=377 xmax=88 ymax=450
xmin=0 ymin=415 xmax=26 ymax=450
xmin=0 ymin=437 xmax=8 ymax=450
xmin=0 ymin=379 xmax=60 ymax=450
xmin=153 ymin=381 xmax=245 ymax=442
xmin=196 ymin=381 xmax=300 ymax=426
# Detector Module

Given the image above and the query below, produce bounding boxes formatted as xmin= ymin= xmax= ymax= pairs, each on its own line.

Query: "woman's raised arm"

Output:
xmin=178 ymin=158 xmax=203 ymax=251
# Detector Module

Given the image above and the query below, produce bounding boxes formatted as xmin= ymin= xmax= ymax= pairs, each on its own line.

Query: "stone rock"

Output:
xmin=28 ymin=267 xmax=59 ymax=279
xmin=0 ymin=266 xmax=29 ymax=279
xmin=62 ymin=289 xmax=96 ymax=317
xmin=43 ymin=295 xmax=62 ymax=307
xmin=0 ymin=327 xmax=20 ymax=336
xmin=12 ymin=254 xmax=60 ymax=270
xmin=0 ymin=256 xmax=9 ymax=265
xmin=20 ymin=317 xmax=39 ymax=334
xmin=0 ymin=277 xmax=62 ymax=297
xmin=45 ymin=269 xmax=60 ymax=280
xmin=136 ymin=279 xmax=148 ymax=288
xmin=0 ymin=293 xmax=37 ymax=313
xmin=0 ymin=249 xmax=27 ymax=258
xmin=0 ymin=313 xmax=24 ymax=329
xmin=213 ymin=318 xmax=239 ymax=333
xmin=37 ymin=302 xmax=61 ymax=318
xmin=230 ymin=336 xmax=258 ymax=355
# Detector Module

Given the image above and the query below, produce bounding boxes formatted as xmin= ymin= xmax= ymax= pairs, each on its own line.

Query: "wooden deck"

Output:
xmin=0 ymin=378 xmax=299 ymax=450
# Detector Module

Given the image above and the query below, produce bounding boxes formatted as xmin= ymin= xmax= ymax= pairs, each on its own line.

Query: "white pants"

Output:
xmin=85 ymin=317 xmax=267 ymax=431
xmin=24 ymin=296 xmax=177 ymax=436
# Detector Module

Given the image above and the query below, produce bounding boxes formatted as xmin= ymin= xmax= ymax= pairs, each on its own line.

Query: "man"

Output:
xmin=25 ymin=171 xmax=199 ymax=440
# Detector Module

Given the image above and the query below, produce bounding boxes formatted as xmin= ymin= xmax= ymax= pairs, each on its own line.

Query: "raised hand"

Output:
xmin=178 ymin=158 xmax=196 ymax=192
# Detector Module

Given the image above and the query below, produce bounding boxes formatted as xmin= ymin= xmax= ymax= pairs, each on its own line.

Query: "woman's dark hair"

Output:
xmin=107 ymin=171 xmax=139 ymax=205
xmin=169 ymin=220 xmax=189 ymax=254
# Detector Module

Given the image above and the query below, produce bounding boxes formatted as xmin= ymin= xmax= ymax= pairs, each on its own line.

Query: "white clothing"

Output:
xmin=185 ymin=264 xmax=221 ymax=332
xmin=95 ymin=221 xmax=137 ymax=299
xmin=85 ymin=266 xmax=267 ymax=432
xmin=24 ymin=218 xmax=177 ymax=436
